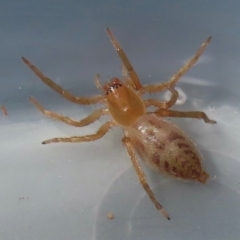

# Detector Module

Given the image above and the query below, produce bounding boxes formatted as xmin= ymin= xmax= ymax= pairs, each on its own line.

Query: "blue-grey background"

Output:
xmin=1 ymin=1 xmax=240 ymax=239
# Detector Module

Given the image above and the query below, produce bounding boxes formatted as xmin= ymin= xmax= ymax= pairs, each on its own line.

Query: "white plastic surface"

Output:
xmin=1 ymin=1 xmax=240 ymax=239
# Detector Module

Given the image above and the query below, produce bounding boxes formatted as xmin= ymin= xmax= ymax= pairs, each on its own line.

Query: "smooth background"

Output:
xmin=1 ymin=1 xmax=240 ymax=239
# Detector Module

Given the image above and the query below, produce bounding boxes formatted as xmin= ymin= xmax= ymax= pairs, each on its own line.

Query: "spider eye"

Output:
xmin=104 ymin=78 xmax=123 ymax=95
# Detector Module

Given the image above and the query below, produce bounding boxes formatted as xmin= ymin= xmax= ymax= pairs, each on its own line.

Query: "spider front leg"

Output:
xmin=141 ymin=36 xmax=212 ymax=93
xmin=122 ymin=137 xmax=170 ymax=220
xmin=107 ymin=28 xmax=142 ymax=90
xmin=155 ymin=109 xmax=216 ymax=124
xmin=29 ymin=96 xmax=108 ymax=127
xmin=144 ymin=88 xmax=178 ymax=109
xmin=121 ymin=65 xmax=134 ymax=87
xmin=22 ymin=57 xmax=103 ymax=104
xmin=42 ymin=120 xmax=115 ymax=144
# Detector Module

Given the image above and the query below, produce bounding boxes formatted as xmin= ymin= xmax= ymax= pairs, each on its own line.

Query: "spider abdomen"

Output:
xmin=126 ymin=114 xmax=209 ymax=183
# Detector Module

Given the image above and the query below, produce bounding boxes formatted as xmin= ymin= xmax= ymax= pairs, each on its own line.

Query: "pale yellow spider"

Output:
xmin=22 ymin=28 xmax=216 ymax=220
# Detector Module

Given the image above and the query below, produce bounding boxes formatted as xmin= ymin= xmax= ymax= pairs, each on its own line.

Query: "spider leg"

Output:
xmin=94 ymin=74 xmax=104 ymax=92
xmin=121 ymin=64 xmax=133 ymax=87
xmin=42 ymin=120 xmax=115 ymax=144
xmin=141 ymin=37 xmax=212 ymax=93
xmin=122 ymin=136 xmax=170 ymax=220
xmin=22 ymin=57 xmax=103 ymax=104
xmin=144 ymin=88 xmax=178 ymax=109
xmin=29 ymin=96 xmax=108 ymax=127
xmin=106 ymin=28 xmax=142 ymax=90
xmin=154 ymin=109 xmax=216 ymax=124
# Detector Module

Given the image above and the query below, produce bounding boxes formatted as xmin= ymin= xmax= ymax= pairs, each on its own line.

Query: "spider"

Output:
xmin=22 ymin=28 xmax=216 ymax=220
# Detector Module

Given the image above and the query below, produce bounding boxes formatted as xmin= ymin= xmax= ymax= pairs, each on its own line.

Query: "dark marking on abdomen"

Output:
xmin=168 ymin=131 xmax=185 ymax=142
xmin=164 ymin=161 xmax=169 ymax=172
xmin=177 ymin=143 xmax=191 ymax=149
xmin=152 ymin=153 xmax=160 ymax=165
